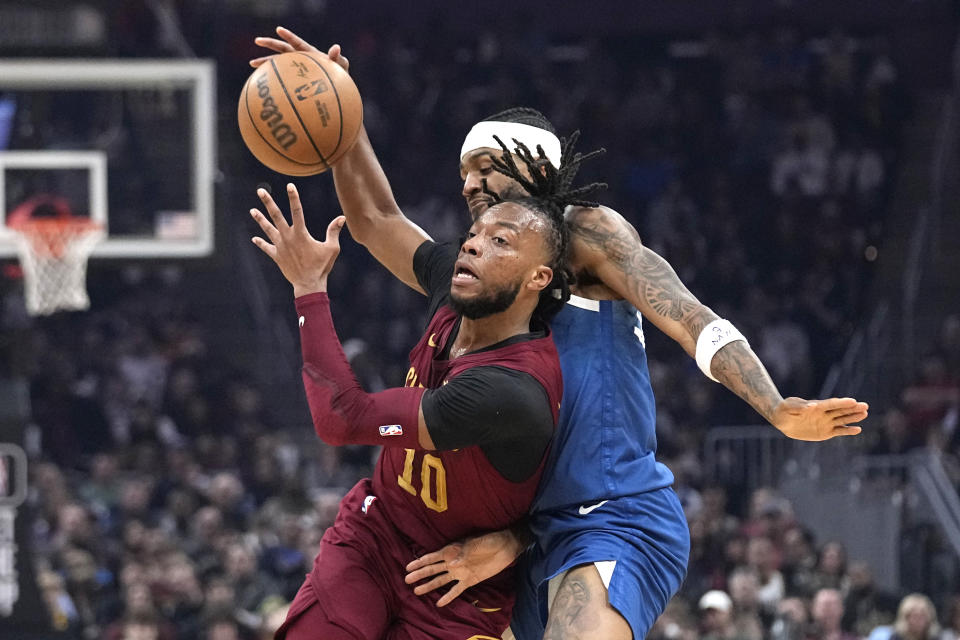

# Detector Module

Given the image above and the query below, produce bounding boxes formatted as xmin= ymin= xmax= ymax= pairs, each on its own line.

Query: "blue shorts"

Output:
xmin=510 ymin=487 xmax=690 ymax=640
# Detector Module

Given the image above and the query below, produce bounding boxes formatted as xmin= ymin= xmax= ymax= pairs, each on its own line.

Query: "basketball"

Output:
xmin=238 ymin=51 xmax=363 ymax=176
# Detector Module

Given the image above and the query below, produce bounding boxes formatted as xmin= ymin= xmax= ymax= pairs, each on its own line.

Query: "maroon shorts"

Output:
xmin=275 ymin=479 xmax=512 ymax=640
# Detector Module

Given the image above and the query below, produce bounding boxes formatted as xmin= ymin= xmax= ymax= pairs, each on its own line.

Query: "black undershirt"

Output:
xmin=412 ymin=240 xmax=554 ymax=482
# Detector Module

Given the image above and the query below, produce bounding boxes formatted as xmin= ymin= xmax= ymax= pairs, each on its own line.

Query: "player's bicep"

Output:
xmin=420 ymin=368 xmax=553 ymax=451
xmin=351 ymin=213 xmax=431 ymax=294
xmin=569 ymin=206 xmax=713 ymax=356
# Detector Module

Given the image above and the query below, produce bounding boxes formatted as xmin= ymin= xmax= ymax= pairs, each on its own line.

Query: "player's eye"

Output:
xmin=479 ymin=166 xmax=493 ymax=176
xmin=493 ymin=236 xmax=507 ymax=245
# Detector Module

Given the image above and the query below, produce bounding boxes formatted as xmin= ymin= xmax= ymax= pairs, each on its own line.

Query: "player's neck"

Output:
xmin=451 ymin=307 xmax=534 ymax=358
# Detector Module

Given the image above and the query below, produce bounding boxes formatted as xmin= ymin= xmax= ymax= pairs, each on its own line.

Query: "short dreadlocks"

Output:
xmin=480 ymin=131 xmax=606 ymax=322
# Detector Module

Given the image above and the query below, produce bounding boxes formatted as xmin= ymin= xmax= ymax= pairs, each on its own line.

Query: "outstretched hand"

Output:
xmin=404 ymin=530 xmax=524 ymax=607
xmin=250 ymin=26 xmax=350 ymax=73
xmin=772 ymin=396 xmax=868 ymax=441
xmin=250 ymin=183 xmax=344 ymax=297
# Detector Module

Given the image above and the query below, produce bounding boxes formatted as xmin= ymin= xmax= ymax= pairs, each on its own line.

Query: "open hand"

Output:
xmin=404 ymin=529 xmax=524 ymax=607
xmin=250 ymin=183 xmax=344 ymax=297
xmin=773 ymin=397 xmax=868 ymax=441
xmin=250 ymin=26 xmax=350 ymax=73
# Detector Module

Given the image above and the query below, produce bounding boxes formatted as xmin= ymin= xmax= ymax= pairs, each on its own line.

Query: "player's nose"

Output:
xmin=460 ymin=234 xmax=482 ymax=256
xmin=462 ymin=172 xmax=482 ymax=197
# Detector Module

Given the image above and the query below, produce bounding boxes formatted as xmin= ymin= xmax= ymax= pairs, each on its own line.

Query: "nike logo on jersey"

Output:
xmin=578 ymin=500 xmax=609 ymax=515
xmin=428 ymin=333 xmax=438 ymax=347
xmin=299 ymin=316 xmax=305 ymax=327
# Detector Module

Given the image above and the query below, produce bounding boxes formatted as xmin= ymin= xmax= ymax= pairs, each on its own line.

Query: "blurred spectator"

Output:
xmin=884 ymin=593 xmax=948 ymax=640
xmin=942 ymin=595 xmax=960 ymax=640
xmin=747 ymin=536 xmax=786 ymax=614
xmin=844 ymin=562 xmax=899 ymax=637
xmin=770 ymin=597 xmax=810 ymax=640
xmin=901 ymin=355 xmax=960 ymax=442
xmin=222 ymin=540 xmax=281 ymax=617
xmin=811 ymin=588 xmax=859 ymax=640
xmin=699 ymin=589 xmax=738 ymax=640
xmin=102 ymin=581 xmax=177 ymax=640
xmin=870 ymin=407 xmax=925 ymax=456
xmin=728 ymin=568 xmax=766 ymax=640
xmin=811 ymin=541 xmax=851 ymax=594
xmin=781 ymin=526 xmax=819 ymax=598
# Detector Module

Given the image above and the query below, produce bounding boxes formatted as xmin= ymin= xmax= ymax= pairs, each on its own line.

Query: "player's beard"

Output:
xmin=450 ymin=277 xmax=523 ymax=320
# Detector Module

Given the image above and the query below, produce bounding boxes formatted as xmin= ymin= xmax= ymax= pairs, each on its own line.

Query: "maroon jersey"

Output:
xmin=280 ymin=238 xmax=564 ymax=638
xmin=373 ymin=303 xmax=562 ymax=554
xmin=286 ymin=303 xmax=563 ymax=638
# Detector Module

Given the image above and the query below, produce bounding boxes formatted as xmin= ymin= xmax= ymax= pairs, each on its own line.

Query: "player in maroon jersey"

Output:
xmin=248 ymin=140 xmax=602 ymax=639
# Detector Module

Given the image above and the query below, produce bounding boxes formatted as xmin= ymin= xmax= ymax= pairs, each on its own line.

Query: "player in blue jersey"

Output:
xmin=253 ymin=29 xmax=870 ymax=640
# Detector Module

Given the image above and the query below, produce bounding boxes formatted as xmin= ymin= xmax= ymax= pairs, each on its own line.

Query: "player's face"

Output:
xmin=450 ymin=202 xmax=553 ymax=320
xmin=460 ymin=148 xmax=530 ymax=220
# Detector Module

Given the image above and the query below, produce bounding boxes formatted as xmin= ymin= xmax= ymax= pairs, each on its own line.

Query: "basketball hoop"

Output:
xmin=8 ymin=217 xmax=104 ymax=316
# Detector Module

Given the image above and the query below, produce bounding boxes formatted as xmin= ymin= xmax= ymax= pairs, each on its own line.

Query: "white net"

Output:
xmin=9 ymin=221 xmax=104 ymax=316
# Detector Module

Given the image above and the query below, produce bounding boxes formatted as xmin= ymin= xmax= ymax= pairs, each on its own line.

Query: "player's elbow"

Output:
xmin=347 ymin=206 xmax=404 ymax=247
xmin=313 ymin=419 xmax=350 ymax=447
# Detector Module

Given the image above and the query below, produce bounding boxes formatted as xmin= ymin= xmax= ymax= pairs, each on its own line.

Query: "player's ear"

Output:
xmin=527 ymin=265 xmax=553 ymax=292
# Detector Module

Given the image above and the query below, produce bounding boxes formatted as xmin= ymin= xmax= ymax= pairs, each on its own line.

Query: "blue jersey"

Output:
xmin=532 ymin=294 xmax=675 ymax=513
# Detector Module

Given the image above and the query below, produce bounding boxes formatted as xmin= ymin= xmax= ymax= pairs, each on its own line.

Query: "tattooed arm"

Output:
xmin=567 ymin=205 xmax=867 ymax=440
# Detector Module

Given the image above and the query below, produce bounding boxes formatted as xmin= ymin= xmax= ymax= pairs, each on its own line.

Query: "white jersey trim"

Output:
xmin=547 ymin=561 xmax=618 ymax=606
xmin=566 ymin=294 xmax=600 ymax=312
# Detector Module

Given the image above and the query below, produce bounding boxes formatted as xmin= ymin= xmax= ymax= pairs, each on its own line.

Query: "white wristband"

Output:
xmin=696 ymin=319 xmax=748 ymax=382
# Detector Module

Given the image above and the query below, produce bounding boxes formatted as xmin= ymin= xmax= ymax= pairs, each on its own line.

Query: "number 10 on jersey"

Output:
xmin=397 ymin=449 xmax=447 ymax=512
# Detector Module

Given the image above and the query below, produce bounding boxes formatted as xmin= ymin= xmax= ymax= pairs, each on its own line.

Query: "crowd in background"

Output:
xmin=1 ymin=3 xmax=959 ymax=639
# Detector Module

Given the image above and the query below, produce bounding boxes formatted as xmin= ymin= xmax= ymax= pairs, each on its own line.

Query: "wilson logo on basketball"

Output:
xmin=255 ymin=73 xmax=298 ymax=150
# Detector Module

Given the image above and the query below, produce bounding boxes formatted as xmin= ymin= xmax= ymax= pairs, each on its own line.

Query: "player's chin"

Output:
xmin=450 ymin=275 xmax=482 ymax=292
xmin=467 ymin=199 xmax=490 ymax=220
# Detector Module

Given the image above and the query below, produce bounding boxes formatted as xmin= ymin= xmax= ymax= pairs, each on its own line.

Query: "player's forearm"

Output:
xmin=331 ymin=127 xmax=402 ymax=242
xmin=710 ymin=341 xmax=784 ymax=425
xmin=509 ymin=518 xmax=535 ymax=553
xmin=296 ymin=292 xmax=424 ymax=447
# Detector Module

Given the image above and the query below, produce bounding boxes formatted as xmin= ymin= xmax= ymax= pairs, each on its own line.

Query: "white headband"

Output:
xmin=460 ymin=121 xmax=562 ymax=169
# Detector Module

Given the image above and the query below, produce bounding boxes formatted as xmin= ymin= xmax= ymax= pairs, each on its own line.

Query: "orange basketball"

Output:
xmin=238 ymin=51 xmax=363 ymax=176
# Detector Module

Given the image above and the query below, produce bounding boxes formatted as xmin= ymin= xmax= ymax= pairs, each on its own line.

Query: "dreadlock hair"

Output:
xmin=480 ymin=131 xmax=607 ymax=323
xmin=481 ymin=107 xmax=557 ymax=134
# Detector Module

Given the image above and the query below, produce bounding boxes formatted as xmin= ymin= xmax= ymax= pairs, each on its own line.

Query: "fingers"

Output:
xmin=253 ymin=36 xmax=295 ymax=54
xmin=250 ymin=208 xmax=281 ymax=244
xmin=818 ymin=397 xmax=860 ymax=412
xmin=325 ymin=215 xmax=346 ymax=248
xmin=436 ymin=581 xmax=468 ymax=608
xmin=327 ymin=44 xmax=350 ymax=72
xmin=286 ymin=183 xmax=306 ymax=230
xmin=250 ymin=236 xmax=278 ymax=261
xmin=831 ymin=408 xmax=869 ymax=426
xmin=258 ymin=188 xmax=289 ymax=231
xmin=831 ymin=425 xmax=863 ymax=438
xmin=405 ymin=561 xmax=449 ymax=584
xmin=412 ymin=572 xmax=457 ymax=596
xmin=406 ymin=551 xmax=444 ymax=573
xmin=276 ymin=26 xmax=318 ymax=52
xmin=249 ymin=55 xmax=272 ymax=68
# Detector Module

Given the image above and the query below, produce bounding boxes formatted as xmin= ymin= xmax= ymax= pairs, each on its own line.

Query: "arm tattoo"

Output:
xmin=568 ymin=210 xmax=709 ymax=339
xmin=570 ymin=208 xmax=783 ymax=425
xmin=711 ymin=341 xmax=781 ymax=423
xmin=544 ymin=575 xmax=592 ymax=640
